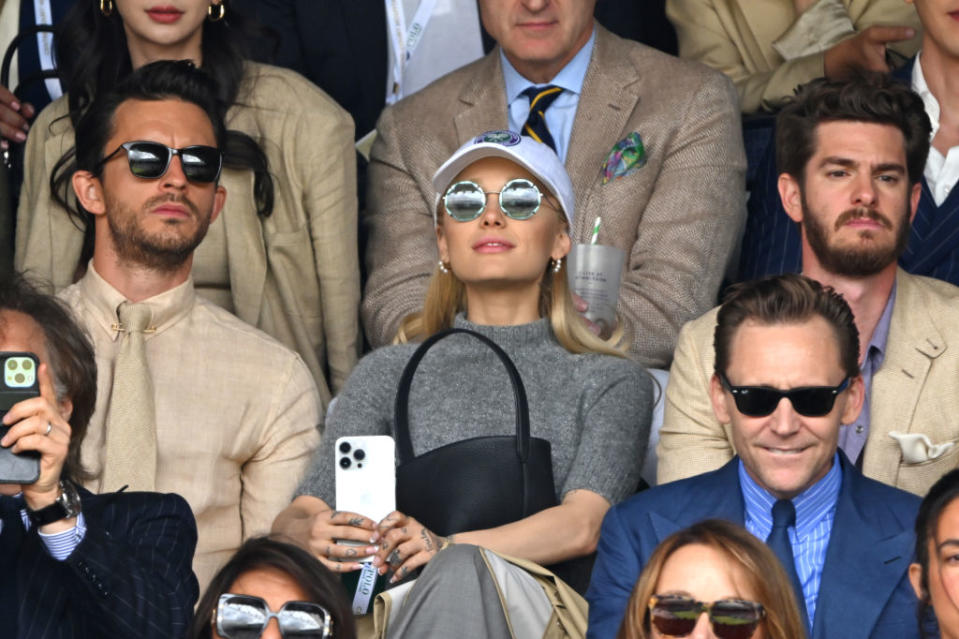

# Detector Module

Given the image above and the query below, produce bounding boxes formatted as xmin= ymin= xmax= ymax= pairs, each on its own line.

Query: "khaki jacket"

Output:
xmin=666 ymin=0 xmax=921 ymax=113
xmin=658 ymin=269 xmax=959 ymax=495
xmin=15 ymin=62 xmax=361 ymax=413
xmin=362 ymin=25 xmax=746 ymax=367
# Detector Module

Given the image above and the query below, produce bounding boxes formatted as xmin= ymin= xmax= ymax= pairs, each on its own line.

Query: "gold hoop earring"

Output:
xmin=208 ymin=2 xmax=225 ymax=21
xmin=100 ymin=0 xmax=114 ymax=17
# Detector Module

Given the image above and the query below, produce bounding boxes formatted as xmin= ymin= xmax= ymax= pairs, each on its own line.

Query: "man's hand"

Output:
xmin=372 ymin=511 xmax=450 ymax=583
xmin=304 ymin=506 xmax=378 ymax=573
xmin=824 ymin=25 xmax=916 ymax=79
xmin=0 ymin=84 xmax=34 ymax=150
xmin=0 ymin=363 xmax=71 ymax=514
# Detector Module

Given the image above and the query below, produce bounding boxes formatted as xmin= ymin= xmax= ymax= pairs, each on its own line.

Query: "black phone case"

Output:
xmin=0 ymin=352 xmax=41 ymax=484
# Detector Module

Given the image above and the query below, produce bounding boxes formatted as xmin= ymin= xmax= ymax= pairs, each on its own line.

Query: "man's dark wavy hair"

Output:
xmin=0 ymin=271 xmax=96 ymax=482
xmin=776 ymin=72 xmax=931 ymax=185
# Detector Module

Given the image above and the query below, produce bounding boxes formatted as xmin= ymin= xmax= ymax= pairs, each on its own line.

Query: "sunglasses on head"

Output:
xmin=648 ymin=594 xmax=765 ymax=639
xmin=214 ymin=594 xmax=333 ymax=639
xmin=98 ymin=140 xmax=222 ymax=183
xmin=443 ymin=178 xmax=554 ymax=221
xmin=719 ymin=373 xmax=850 ymax=418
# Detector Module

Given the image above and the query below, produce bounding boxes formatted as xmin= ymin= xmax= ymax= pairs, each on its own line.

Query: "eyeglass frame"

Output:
xmin=213 ymin=593 xmax=334 ymax=639
xmin=718 ymin=372 xmax=851 ymax=418
xmin=442 ymin=178 xmax=560 ymax=222
xmin=647 ymin=594 xmax=766 ymax=638
xmin=95 ymin=140 xmax=223 ymax=183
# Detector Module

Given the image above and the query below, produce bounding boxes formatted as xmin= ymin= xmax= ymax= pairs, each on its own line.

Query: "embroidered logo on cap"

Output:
xmin=475 ymin=130 xmax=521 ymax=146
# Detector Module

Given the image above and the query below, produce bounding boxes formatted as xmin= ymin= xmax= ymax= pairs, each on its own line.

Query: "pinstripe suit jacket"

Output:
xmin=0 ymin=487 xmax=198 ymax=639
xmin=737 ymin=58 xmax=959 ymax=285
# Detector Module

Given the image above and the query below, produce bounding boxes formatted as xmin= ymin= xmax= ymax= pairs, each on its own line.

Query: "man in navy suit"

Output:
xmin=586 ymin=274 xmax=922 ymax=639
xmin=0 ymin=271 xmax=198 ymax=639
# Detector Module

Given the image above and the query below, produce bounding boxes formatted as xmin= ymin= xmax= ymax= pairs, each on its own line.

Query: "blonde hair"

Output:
xmin=616 ymin=520 xmax=806 ymax=639
xmin=396 ymin=208 xmax=627 ymax=358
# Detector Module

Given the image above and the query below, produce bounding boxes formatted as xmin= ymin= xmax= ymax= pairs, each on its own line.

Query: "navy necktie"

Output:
xmin=520 ymin=85 xmax=563 ymax=152
xmin=767 ymin=499 xmax=811 ymax=631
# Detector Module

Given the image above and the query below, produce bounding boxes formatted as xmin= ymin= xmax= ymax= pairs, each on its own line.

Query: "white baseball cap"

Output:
xmin=431 ymin=130 xmax=574 ymax=225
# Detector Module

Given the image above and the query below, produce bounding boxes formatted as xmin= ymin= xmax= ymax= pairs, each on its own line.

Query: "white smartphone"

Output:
xmin=334 ymin=435 xmax=396 ymax=561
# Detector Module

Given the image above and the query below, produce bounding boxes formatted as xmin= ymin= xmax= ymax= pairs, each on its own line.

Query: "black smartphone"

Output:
xmin=0 ymin=352 xmax=41 ymax=484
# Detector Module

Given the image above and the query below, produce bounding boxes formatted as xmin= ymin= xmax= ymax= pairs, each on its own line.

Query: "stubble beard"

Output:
xmin=106 ymin=193 xmax=211 ymax=272
xmin=801 ymin=191 xmax=911 ymax=278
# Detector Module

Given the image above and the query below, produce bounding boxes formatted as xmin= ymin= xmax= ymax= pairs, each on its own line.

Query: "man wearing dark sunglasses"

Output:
xmin=660 ymin=73 xmax=959 ymax=499
xmin=587 ymin=274 xmax=923 ymax=639
xmin=54 ymin=61 xmax=321 ymax=591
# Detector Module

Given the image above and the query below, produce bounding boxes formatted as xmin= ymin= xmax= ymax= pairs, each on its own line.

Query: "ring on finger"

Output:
xmin=387 ymin=549 xmax=402 ymax=567
xmin=43 ymin=422 xmax=52 ymax=437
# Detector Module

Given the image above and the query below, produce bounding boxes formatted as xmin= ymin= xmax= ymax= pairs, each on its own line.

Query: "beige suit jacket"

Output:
xmin=14 ymin=62 xmax=360 ymax=413
xmin=666 ymin=0 xmax=921 ymax=113
xmin=658 ymin=269 xmax=959 ymax=495
xmin=362 ymin=25 xmax=746 ymax=367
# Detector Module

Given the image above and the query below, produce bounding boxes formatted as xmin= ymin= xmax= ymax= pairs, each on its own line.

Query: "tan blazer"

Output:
xmin=658 ymin=269 xmax=959 ymax=495
xmin=14 ymin=62 xmax=361 ymax=413
xmin=362 ymin=25 xmax=746 ymax=367
xmin=666 ymin=0 xmax=922 ymax=113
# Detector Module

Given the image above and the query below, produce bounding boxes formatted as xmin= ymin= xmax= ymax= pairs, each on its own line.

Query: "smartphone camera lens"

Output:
xmin=339 ymin=457 xmax=351 ymax=469
xmin=339 ymin=442 xmax=351 ymax=454
xmin=353 ymin=449 xmax=366 ymax=461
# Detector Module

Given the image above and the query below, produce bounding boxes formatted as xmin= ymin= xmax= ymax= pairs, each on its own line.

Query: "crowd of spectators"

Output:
xmin=1 ymin=0 xmax=958 ymax=638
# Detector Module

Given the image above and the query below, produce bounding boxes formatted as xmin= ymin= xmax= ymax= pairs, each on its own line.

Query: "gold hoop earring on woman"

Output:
xmin=100 ymin=0 xmax=114 ymax=17
xmin=208 ymin=1 xmax=225 ymax=21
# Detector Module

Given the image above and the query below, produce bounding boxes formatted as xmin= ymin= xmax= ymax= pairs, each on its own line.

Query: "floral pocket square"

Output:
xmin=889 ymin=431 xmax=957 ymax=464
xmin=602 ymin=132 xmax=647 ymax=185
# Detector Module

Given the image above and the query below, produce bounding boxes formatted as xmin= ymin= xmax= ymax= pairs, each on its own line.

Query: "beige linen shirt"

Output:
xmin=59 ymin=265 xmax=321 ymax=589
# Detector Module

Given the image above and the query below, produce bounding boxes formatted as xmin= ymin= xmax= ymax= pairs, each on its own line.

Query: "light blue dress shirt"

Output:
xmin=501 ymin=28 xmax=596 ymax=163
xmin=740 ymin=455 xmax=842 ymax=626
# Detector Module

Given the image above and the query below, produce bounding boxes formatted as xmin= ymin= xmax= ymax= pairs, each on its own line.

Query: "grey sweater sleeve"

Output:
xmin=294 ymin=347 xmax=408 ymax=504
xmin=561 ymin=359 xmax=654 ymax=505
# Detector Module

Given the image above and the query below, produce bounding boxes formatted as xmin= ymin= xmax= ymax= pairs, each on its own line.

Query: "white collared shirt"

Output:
xmin=912 ymin=53 xmax=959 ymax=206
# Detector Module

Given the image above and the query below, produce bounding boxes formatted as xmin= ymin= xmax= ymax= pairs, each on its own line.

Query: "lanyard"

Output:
xmin=385 ymin=0 xmax=439 ymax=105
xmin=32 ymin=0 xmax=62 ymax=101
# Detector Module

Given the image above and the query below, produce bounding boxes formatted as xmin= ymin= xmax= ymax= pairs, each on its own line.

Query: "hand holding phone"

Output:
xmin=0 ymin=353 xmax=72 ymax=511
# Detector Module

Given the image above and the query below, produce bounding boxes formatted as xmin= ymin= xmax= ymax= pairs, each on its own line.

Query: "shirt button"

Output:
xmin=856 ymin=425 xmax=864 ymax=434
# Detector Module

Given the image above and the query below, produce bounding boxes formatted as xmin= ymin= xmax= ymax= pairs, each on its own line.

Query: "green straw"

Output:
xmin=590 ymin=217 xmax=601 ymax=244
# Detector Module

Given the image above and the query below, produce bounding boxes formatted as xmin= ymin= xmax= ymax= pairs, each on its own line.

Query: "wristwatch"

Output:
xmin=26 ymin=480 xmax=82 ymax=527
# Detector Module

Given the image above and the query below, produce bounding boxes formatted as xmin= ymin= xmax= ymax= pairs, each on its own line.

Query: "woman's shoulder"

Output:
xmin=346 ymin=343 xmax=421 ymax=387
xmin=235 ymin=61 xmax=352 ymax=125
xmin=566 ymin=350 xmax=653 ymax=392
xmin=29 ymin=94 xmax=73 ymax=141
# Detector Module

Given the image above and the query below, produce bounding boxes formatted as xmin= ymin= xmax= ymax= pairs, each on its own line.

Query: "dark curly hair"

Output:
xmin=776 ymin=72 xmax=931 ymax=185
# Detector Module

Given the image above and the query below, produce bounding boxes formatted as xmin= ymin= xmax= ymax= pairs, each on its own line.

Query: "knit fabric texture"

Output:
xmin=297 ymin=314 xmax=654 ymax=507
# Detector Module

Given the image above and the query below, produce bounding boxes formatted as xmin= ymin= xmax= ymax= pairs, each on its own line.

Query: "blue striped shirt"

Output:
xmin=1 ymin=497 xmax=88 ymax=560
xmin=739 ymin=455 xmax=842 ymax=624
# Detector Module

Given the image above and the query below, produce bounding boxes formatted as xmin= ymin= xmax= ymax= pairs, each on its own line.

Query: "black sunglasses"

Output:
xmin=648 ymin=595 xmax=765 ymax=639
xmin=98 ymin=140 xmax=222 ymax=183
xmin=719 ymin=373 xmax=850 ymax=418
xmin=214 ymin=594 xmax=333 ymax=639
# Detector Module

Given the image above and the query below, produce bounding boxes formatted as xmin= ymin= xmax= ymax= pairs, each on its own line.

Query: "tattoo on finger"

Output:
xmin=348 ymin=516 xmax=364 ymax=527
xmin=345 ymin=548 xmax=358 ymax=558
xmin=387 ymin=549 xmax=402 ymax=567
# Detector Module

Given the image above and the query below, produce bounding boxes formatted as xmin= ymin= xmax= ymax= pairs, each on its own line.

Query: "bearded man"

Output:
xmin=58 ymin=60 xmax=321 ymax=589
xmin=657 ymin=73 xmax=959 ymax=497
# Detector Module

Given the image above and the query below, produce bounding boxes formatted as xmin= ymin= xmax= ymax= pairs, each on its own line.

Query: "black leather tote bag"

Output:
xmin=394 ymin=328 xmax=558 ymax=537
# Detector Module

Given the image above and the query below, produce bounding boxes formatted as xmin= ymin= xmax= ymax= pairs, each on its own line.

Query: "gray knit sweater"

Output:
xmin=296 ymin=315 xmax=653 ymax=508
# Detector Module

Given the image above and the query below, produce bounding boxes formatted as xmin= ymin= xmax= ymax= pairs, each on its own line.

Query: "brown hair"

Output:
xmin=776 ymin=72 xmax=930 ymax=185
xmin=616 ymin=519 xmax=806 ymax=639
xmin=714 ymin=274 xmax=860 ymax=380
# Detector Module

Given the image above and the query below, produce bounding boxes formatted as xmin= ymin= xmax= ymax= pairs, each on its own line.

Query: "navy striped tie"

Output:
xmin=521 ymin=85 xmax=563 ymax=152
xmin=767 ymin=499 xmax=811 ymax=631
